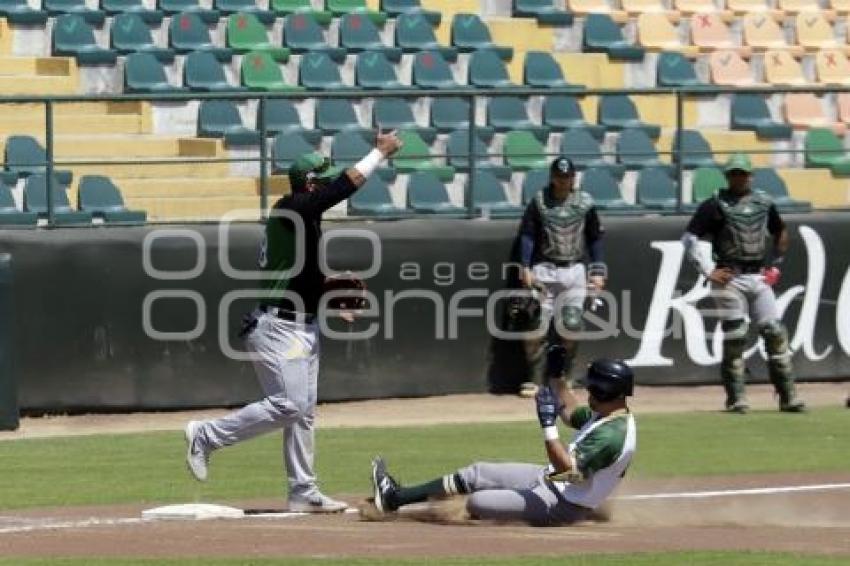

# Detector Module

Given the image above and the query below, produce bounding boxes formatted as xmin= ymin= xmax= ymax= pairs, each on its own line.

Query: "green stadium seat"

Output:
xmin=241 ymin=50 xmax=301 ymax=90
xmin=299 ymin=52 xmax=346 ymax=90
xmin=4 ymin=136 xmax=72 ymax=186
xmin=616 ymin=129 xmax=670 ymax=172
xmin=413 ymin=51 xmax=462 ymax=89
xmin=272 ymin=132 xmax=318 ymax=174
xmin=407 ymin=171 xmax=464 ymax=215
xmin=23 ymin=175 xmax=92 ymax=225
xmin=373 ymin=98 xmax=437 ymax=144
xmin=101 ymin=0 xmax=163 ymax=24
xmin=470 ymin=170 xmax=522 ymax=218
xmin=261 ymin=99 xmax=321 ymax=144
xmin=227 ymin=12 xmax=290 ymax=58
xmin=111 ymin=13 xmax=175 ymax=62
xmin=381 ymin=0 xmax=439 ymax=24
xmin=543 ymin=95 xmax=605 ymax=140
xmin=341 ymin=13 xmax=402 ymax=61
xmin=561 ymin=129 xmax=625 ymax=178
xmin=431 ymin=97 xmax=484 ymax=136
xmin=392 ymin=130 xmax=455 ymax=182
xmin=804 ymin=128 xmax=850 ymax=176
xmin=752 ymin=168 xmax=812 ymax=213
xmin=636 ymin=167 xmax=677 ymax=210
xmin=331 ymin=131 xmax=396 ymax=181
xmin=451 ymin=13 xmax=513 ymax=60
xmin=580 ymin=168 xmax=637 ymax=213
xmin=521 ymin=169 xmax=547 ymax=204
xmin=355 ymin=51 xmax=405 ymax=90
xmin=688 ymin=166 xmax=725 ymax=210
xmin=513 ymin=0 xmax=573 ymax=25
xmin=504 ymin=131 xmax=548 ymax=171
xmin=395 ymin=13 xmax=457 ymax=61
xmin=78 ymin=176 xmax=147 ymax=223
xmin=52 ymin=15 xmax=118 ymax=65
xmin=349 ymin=175 xmax=404 ymax=216
xmin=283 ymin=13 xmax=346 ymax=62
xmin=447 ymin=130 xmax=510 ymax=179
xmin=0 ymin=0 xmax=48 ymax=25
xmin=198 ymin=100 xmax=261 ymax=145
xmin=487 ymin=97 xmax=549 ymax=141
xmin=327 ymin=0 xmax=387 ymax=26
xmin=272 ymin=0 xmax=331 ymax=25
xmin=185 ymin=50 xmax=245 ymax=91
xmin=657 ymin=52 xmax=708 ymax=88
xmin=469 ymin=49 xmax=517 ymax=89
xmin=214 ymin=0 xmax=274 ymax=24
xmin=524 ymin=51 xmax=581 ymax=89
xmin=0 ymin=177 xmax=37 ymax=226
xmin=731 ymin=94 xmax=792 ymax=140
xmin=599 ymin=94 xmax=661 ymax=138
xmin=124 ymin=52 xmax=186 ymax=92
xmin=673 ymin=130 xmax=717 ymax=170
xmin=316 ymin=99 xmax=369 ymax=136
xmin=45 ymin=0 xmax=104 ymax=26
xmin=158 ymin=0 xmax=219 ymax=23
xmin=169 ymin=11 xmax=233 ymax=60
xmin=583 ymin=14 xmax=644 ymax=61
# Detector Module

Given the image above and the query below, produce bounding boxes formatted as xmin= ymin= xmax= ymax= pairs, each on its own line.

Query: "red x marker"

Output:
xmin=826 ymin=53 xmax=837 ymax=67
xmin=698 ymin=14 xmax=710 ymax=28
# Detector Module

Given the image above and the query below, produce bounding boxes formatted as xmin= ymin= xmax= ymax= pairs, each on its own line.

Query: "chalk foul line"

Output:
xmin=617 ymin=482 xmax=850 ymax=501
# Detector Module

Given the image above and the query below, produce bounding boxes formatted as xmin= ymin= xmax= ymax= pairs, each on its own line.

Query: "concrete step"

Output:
xmin=0 ymin=76 xmax=78 ymax=95
xmin=0 ymin=101 xmax=146 ymax=117
xmin=0 ymin=57 xmax=74 ymax=77
xmin=68 ymin=161 xmax=233 ymax=179
xmin=125 ymin=196 xmax=267 ymax=221
xmin=113 ymin=176 xmax=290 ymax=197
xmin=0 ymin=114 xmax=149 ymax=136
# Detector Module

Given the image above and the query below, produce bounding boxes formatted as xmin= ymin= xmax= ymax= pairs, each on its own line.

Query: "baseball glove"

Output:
xmin=322 ymin=273 xmax=369 ymax=311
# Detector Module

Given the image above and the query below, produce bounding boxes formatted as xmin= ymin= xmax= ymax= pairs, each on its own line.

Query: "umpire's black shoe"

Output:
xmin=371 ymin=456 xmax=400 ymax=513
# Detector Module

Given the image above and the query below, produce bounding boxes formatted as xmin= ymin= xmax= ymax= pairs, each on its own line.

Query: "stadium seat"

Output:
xmin=355 ymin=51 xmax=405 ymax=89
xmin=785 ymin=93 xmax=846 ymax=134
xmin=158 ymin=0 xmax=219 ymax=23
xmin=340 ymin=13 xmax=402 ymax=61
xmin=796 ymin=12 xmax=840 ymax=50
xmin=0 ymin=0 xmax=48 ymax=25
xmin=543 ymin=95 xmax=605 ymax=140
xmin=124 ymin=52 xmax=186 ymax=92
xmin=580 ymin=168 xmax=636 ymax=212
xmin=470 ymin=170 xmax=522 ymax=218
xmin=731 ymin=94 xmax=793 ymax=139
xmin=583 ymin=14 xmax=645 ymax=61
xmin=241 ymin=50 xmax=301 ymax=90
xmin=504 ymin=131 xmax=549 ymax=171
xmin=839 ymin=93 xmax=850 ymax=123
xmin=752 ymin=168 xmax=812 ymax=212
xmin=486 ymin=97 xmax=549 ymax=141
xmin=568 ymin=0 xmax=626 ymax=18
xmin=373 ymin=98 xmax=436 ymax=143
xmin=636 ymin=167 xmax=677 ymax=209
xmin=430 ymin=98 xmax=489 ymax=138
xmin=101 ymin=0 xmax=163 ymax=24
xmin=709 ymin=49 xmax=759 ymax=86
xmin=349 ymin=175 xmax=403 ymax=216
xmin=4 ymin=136 xmax=72 ymax=185
xmin=227 ymin=12 xmax=290 ymax=58
xmin=622 ymin=0 xmax=669 ymax=13
xmin=52 ymin=15 xmax=118 ymax=65
xmin=804 ymin=128 xmax=850 ymax=175
xmin=469 ymin=49 xmax=516 ymax=89
xmin=617 ymin=129 xmax=670 ymax=171
xmin=672 ymin=129 xmax=717 ymax=169
xmin=815 ymin=49 xmax=850 ymax=85
xmin=326 ymin=0 xmax=387 ymax=26
xmin=78 ymin=176 xmax=147 ymax=223
xmin=832 ymin=0 xmax=850 ymax=12
xmin=656 ymin=51 xmax=707 ymax=87
xmin=395 ymin=13 xmax=457 ymax=61
xmin=0 ymin=181 xmax=37 ymax=226
xmin=272 ymin=0 xmax=331 ymax=24
xmin=299 ymin=52 xmax=346 ymax=90
xmin=413 ymin=51 xmax=462 ymax=89
xmin=561 ymin=128 xmax=626 ymax=177
xmin=393 ymin=130 xmax=455 ymax=181
xmin=283 ymin=13 xmax=346 ymax=62
xmin=46 ymin=0 xmax=105 ymax=26
xmin=198 ymin=100 xmax=261 ymax=145
xmin=23 ymin=175 xmax=92 ymax=225
xmin=407 ymin=171 xmax=464 ymax=215
xmin=524 ymin=51 xmax=581 ymax=89
xmin=513 ymin=0 xmax=573 ymax=25
xmin=331 ymin=131 xmax=395 ymax=181
xmin=184 ymin=50 xmax=245 ymax=91
xmin=598 ymin=95 xmax=661 ymax=138
xmin=779 ymin=0 xmax=825 ymax=13
xmin=316 ymin=99 xmax=367 ymax=135
xmin=690 ymin=12 xmax=741 ymax=51
xmin=676 ymin=0 xmax=729 ymax=13
xmin=272 ymin=132 xmax=318 ymax=174
xmin=213 ymin=0 xmax=274 ymax=24
xmin=170 ymin=11 xmax=233 ymax=60
xmin=743 ymin=13 xmax=803 ymax=55
xmin=110 ymin=13 xmax=175 ymax=62
xmin=727 ymin=0 xmax=773 ymax=12
xmin=763 ymin=50 xmax=807 ymax=85
xmin=446 ymin=130 xmax=511 ymax=179
xmin=262 ymin=99 xmax=321 ymax=143
xmin=451 ymin=14 xmax=513 ymax=60
xmin=521 ymin=169 xmax=547 ymax=204
xmin=638 ymin=13 xmax=700 ymax=57
xmin=381 ymin=0 xmax=440 ymax=25
xmin=690 ymin=166 xmax=725 ymax=204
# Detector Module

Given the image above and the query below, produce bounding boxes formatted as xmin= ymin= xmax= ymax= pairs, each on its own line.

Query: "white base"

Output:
xmin=142 ymin=504 xmax=245 ymax=521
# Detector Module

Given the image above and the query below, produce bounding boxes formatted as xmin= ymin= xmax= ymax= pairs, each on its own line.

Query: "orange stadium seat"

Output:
xmin=709 ymin=49 xmax=760 ymax=85
xmin=837 ymin=92 xmax=850 ymax=123
xmin=763 ymin=49 xmax=808 ymax=85
xmin=743 ymin=13 xmax=804 ymax=55
xmin=691 ymin=12 xmax=747 ymax=52
xmin=637 ymin=13 xmax=699 ymax=55
xmin=785 ymin=93 xmax=847 ymax=134
xmin=795 ymin=12 xmax=841 ymax=50
xmin=815 ymin=48 xmax=850 ymax=85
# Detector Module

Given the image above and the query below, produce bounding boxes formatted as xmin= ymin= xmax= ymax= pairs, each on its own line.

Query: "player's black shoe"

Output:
xmin=370 ymin=456 xmax=400 ymax=514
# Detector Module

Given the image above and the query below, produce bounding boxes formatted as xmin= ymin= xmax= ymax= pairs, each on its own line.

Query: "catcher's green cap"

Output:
xmin=724 ymin=153 xmax=753 ymax=174
xmin=288 ymin=152 xmax=341 ymax=191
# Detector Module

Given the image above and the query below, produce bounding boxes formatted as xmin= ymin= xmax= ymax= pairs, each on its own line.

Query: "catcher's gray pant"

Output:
xmin=711 ymin=273 xmax=778 ymax=324
xmin=458 ymin=462 xmax=589 ymax=526
xmin=198 ymin=311 xmax=320 ymax=499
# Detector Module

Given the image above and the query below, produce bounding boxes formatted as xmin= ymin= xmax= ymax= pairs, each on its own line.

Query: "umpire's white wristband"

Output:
xmin=354 ymin=148 xmax=385 ymax=178
xmin=542 ymin=426 xmax=560 ymax=441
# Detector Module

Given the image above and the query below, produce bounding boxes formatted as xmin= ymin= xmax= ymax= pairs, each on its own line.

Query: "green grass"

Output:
xmin=0 ymin=553 xmax=846 ymax=565
xmin=0 ymin=408 xmax=846 ymax=510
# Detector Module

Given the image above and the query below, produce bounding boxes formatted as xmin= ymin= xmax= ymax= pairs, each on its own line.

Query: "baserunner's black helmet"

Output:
xmin=586 ymin=359 xmax=634 ymax=402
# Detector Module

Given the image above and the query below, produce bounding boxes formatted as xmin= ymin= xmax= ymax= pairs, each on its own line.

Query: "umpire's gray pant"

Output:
xmin=199 ymin=311 xmax=319 ymax=499
xmin=458 ymin=462 xmax=589 ymax=526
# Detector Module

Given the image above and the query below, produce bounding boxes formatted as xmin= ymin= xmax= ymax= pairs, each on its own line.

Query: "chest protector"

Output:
xmin=534 ymin=189 xmax=594 ymax=263
xmin=714 ymin=189 xmax=773 ymax=264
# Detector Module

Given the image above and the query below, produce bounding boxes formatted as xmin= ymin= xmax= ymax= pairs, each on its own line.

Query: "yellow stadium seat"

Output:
xmin=567 ymin=0 xmax=628 ymax=21
xmin=832 ymin=0 xmax=850 ymax=14
xmin=691 ymin=13 xmax=747 ymax=52
xmin=785 ymin=93 xmax=847 ymax=134
xmin=763 ymin=49 xmax=808 ymax=84
xmin=779 ymin=0 xmax=834 ymax=15
xmin=709 ymin=49 xmax=760 ymax=85
xmin=796 ymin=12 xmax=841 ymax=50
xmin=838 ymin=92 xmax=850 ymax=123
xmin=815 ymin=48 xmax=850 ymax=85
xmin=675 ymin=0 xmax=731 ymax=15
xmin=637 ymin=13 xmax=700 ymax=55
xmin=621 ymin=0 xmax=669 ymax=14
xmin=743 ymin=13 xmax=805 ymax=55
xmin=727 ymin=0 xmax=772 ymax=12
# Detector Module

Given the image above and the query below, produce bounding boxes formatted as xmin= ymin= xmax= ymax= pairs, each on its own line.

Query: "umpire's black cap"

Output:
xmin=550 ymin=156 xmax=576 ymax=176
